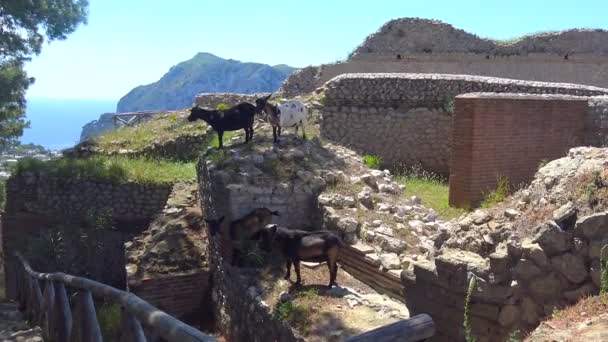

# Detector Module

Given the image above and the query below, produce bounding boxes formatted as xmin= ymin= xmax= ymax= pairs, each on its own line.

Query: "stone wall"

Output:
xmin=3 ymin=173 xmax=171 ymax=226
xmin=320 ymin=73 xmax=608 ymax=175
xmin=402 ymin=210 xmax=608 ymax=342
xmin=194 ymin=92 xmax=271 ymax=109
xmin=197 ymin=158 xmax=302 ymax=342
xmin=587 ymin=96 xmax=608 ymax=147
xmin=449 ymin=93 xmax=589 ymax=208
xmin=280 ymin=18 xmax=608 ymax=97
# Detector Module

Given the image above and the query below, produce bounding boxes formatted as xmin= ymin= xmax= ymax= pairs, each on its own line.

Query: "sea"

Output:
xmin=20 ymin=98 xmax=117 ymax=151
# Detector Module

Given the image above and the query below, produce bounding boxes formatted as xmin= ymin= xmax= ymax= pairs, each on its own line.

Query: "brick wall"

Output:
xmin=129 ymin=271 xmax=210 ymax=320
xmin=449 ymin=93 xmax=588 ymax=208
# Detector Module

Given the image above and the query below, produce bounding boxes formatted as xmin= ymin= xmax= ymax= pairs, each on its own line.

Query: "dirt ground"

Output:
xmin=240 ymin=259 xmax=408 ymax=342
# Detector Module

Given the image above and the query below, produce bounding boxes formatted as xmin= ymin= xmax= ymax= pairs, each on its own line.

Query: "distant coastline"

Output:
xmin=21 ymin=97 xmax=116 ymax=150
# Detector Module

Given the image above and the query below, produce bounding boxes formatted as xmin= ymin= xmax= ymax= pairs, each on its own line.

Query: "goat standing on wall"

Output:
xmin=187 ymin=102 xmax=260 ymax=148
xmin=255 ymin=94 xmax=308 ymax=143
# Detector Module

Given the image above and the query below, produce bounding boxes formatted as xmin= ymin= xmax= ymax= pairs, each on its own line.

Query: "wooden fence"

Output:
xmin=13 ymin=252 xmax=216 ymax=342
xmin=112 ymin=111 xmax=162 ymax=128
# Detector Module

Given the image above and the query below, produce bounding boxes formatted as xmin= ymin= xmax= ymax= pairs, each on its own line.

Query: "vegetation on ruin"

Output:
xmin=15 ymin=155 xmax=195 ymax=184
xmin=480 ymin=176 xmax=509 ymax=208
xmin=396 ymin=164 xmax=467 ymax=219
xmin=463 ymin=276 xmax=478 ymax=342
xmin=601 ymin=245 xmax=608 ymax=295
xmin=362 ymin=154 xmax=382 ymax=169
xmin=91 ymin=111 xmax=207 ymax=152
xmin=273 ymin=288 xmax=320 ymax=335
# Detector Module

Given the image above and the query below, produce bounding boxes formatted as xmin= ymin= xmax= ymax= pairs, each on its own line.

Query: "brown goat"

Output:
xmin=260 ymin=224 xmax=343 ymax=288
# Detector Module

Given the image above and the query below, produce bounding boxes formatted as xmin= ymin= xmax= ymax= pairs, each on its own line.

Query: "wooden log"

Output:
xmin=119 ymin=311 xmax=147 ymax=342
xmin=71 ymin=291 xmax=103 ymax=342
xmin=54 ymin=282 xmax=73 ymax=342
xmin=344 ymin=314 xmax=435 ymax=342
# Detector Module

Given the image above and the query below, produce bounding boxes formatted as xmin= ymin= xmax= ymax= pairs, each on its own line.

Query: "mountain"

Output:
xmin=116 ymin=53 xmax=296 ymax=112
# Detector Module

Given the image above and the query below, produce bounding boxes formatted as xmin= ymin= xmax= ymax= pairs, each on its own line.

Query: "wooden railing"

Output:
xmin=13 ymin=253 xmax=216 ymax=342
xmin=112 ymin=111 xmax=161 ymax=128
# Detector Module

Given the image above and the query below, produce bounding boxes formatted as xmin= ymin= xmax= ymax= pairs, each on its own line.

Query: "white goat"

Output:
xmin=255 ymin=95 xmax=307 ymax=143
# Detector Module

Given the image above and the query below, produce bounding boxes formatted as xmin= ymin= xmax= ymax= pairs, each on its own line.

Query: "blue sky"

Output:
xmin=24 ymin=0 xmax=608 ymax=101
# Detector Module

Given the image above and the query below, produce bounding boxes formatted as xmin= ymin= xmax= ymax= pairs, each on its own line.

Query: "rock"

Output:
xmin=279 ymin=291 xmax=291 ymax=302
xmin=472 ymin=210 xmax=492 ymax=225
xmin=296 ymin=170 xmax=313 ymax=183
xmin=376 ymin=235 xmax=407 ymax=254
xmin=357 ymin=187 xmax=374 ymax=209
xmin=588 ymin=240 xmax=608 ymax=259
xmin=498 ymin=304 xmax=520 ymax=327
xmin=513 ymin=259 xmax=542 ymax=281
xmin=378 ymin=203 xmax=393 ymax=212
xmin=553 ymin=202 xmax=577 ymax=230
xmin=489 ymin=244 xmax=510 ymax=274
xmin=408 ymin=220 xmax=425 ymax=234
xmin=533 ymin=221 xmax=573 ymax=257
xmin=372 ymin=220 xmax=383 ymax=228
xmin=575 ymin=212 xmax=608 ymax=240
xmin=424 ymin=211 xmax=437 ymax=223
xmin=521 ymin=241 xmax=548 ymax=268
xmin=529 ymin=273 xmax=562 ymax=299
xmin=379 ymin=183 xmax=400 ymax=194
xmin=364 ymin=230 xmax=376 ymax=243
xmin=563 ymin=282 xmax=597 ymax=302
xmin=590 ymin=260 xmax=601 ymax=288
xmin=504 ymin=209 xmax=519 ymax=219
xmin=410 ymin=196 xmax=421 ymax=205
xmin=375 ymin=225 xmax=394 ymax=237
xmin=521 ymin=297 xmax=541 ymax=325
xmin=435 ymin=249 xmax=490 ymax=286
xmin=380 ymin=253 xmax=402 ymax=270
xmin=394 ymin=205 xmax=412 ymax=218
xmin=361 ymin=174 xmax=377 ymax=189
xmin=337 ymin=217 xmax=359 ymax=234
xmin=551 ymin=253 xmax=588 ymax=284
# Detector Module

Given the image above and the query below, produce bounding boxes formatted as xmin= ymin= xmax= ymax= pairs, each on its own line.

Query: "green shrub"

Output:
xmin=15 ymin=156 xmax=195 ymax=184
xmin=362 ymin=154 xmax=382 ymax=169
xmin=480 ymin=176 xmax=509 ymax=208
xmin=443 ymin=96 xmax=455 ymax=113
xmin=273 ymin=300 xmax=310 ymax=333
xmin=97 ymin=302 xmax=122 ymax=341
xmin=216 ymin=102 xmax=229 ymax=110
xmin=464 ymin=276 xmax=477 ymax=342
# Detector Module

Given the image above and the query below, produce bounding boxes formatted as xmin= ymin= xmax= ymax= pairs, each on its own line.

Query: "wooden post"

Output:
xmin=119 ymin=311 xmax=146 ymax=342
xmin=343 ymin=314 xmax=435 ymax=342
xmin=53 ymin=282 xmax=73 ymax=342
xmin=42 ymin=280 xmax=56 ymax=340
xmin=71 ymin=291 xmax=103 ymax=342
xmin=32 ymin=278 xmax=44 ymax=325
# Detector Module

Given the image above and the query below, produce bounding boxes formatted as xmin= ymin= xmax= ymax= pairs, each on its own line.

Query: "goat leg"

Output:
xmin=250 ymin=126 xmax=254 ymax=142
xmin=284 ymin=259 xmax=292 ymax=280
xmin=294 ymin=260 xmax=302 ymax=286
xmin=301 ymin=121 xmax=307 ymax=140
xmin=218 ymin=130 xmax=224 ymax=149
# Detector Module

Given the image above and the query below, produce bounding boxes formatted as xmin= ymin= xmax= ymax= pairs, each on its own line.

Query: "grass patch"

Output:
xmin=92 ymin=111 xmax=207 ymax=152
xmin=16 ymin=156 xmax=195 ymax=184
xmin=274 ymin=300 xmax=311 ymax=334
xmin=396 ymin=165 xmax=466 ymax=220
xmin=480 ymin=176 xmax=509 ymax=208
xmin=97 ymin=302 xmax=122 ymax=341
xmin=362 ymin=154 xmax=382 ymax=169
xmin=209 ymin=130 xmax=237 ymax=148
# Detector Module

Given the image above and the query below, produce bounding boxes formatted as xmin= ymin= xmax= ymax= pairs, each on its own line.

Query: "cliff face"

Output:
xmin=79 ymin=113 xmax=114 ymax=142
xmin=116 ymin=52 xmax=296 ymax=112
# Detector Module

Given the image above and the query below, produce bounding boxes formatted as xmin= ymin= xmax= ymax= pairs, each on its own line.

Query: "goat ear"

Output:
xmin=265 ymin=94 xmax=272 ymax=101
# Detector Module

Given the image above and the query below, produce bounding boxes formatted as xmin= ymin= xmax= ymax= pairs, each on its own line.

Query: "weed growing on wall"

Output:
xmin=362 ymin=154 xmax=382 ymax=169
xmin=601 ymin=245 xmax=608 ymax=295
xmin=463 ymin=276 xmax=477 ymax=342
xmin=443 ymin=96 xmax=455 ymax=113
xmin=480 ymin=176 xmax=509 ymax=208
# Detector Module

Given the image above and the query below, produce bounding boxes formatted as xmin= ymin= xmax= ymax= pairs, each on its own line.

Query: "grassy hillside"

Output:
xmin=117 ymin=52 xmax=296 ymax=112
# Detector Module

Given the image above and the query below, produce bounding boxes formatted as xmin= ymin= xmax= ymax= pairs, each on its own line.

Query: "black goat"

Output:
xmin=259 ymin=224 xmax=343 ymax=288
xmin=188 ymin=103 xmax=259 ymax=148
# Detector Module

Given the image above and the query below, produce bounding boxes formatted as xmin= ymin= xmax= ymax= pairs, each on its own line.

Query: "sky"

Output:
xmin=24 ymin=0 xmax=608 ymax=101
